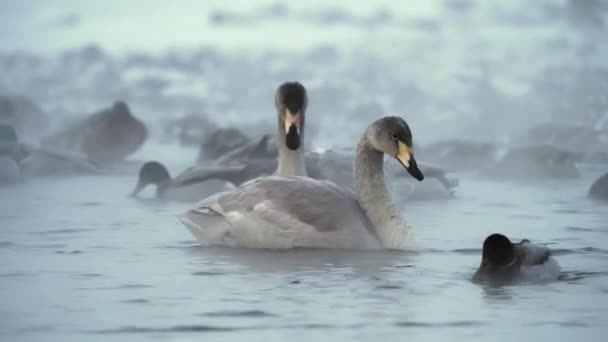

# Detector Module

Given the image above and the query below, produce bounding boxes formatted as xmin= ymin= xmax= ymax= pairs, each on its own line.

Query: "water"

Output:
xmin=2 ymin=0 xmax=608 ymax=340
xmin=1 ymin=160 xmax=607 ymax=341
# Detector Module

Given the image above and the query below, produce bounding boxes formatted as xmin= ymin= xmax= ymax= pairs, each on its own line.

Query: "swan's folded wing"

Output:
xmin=216 ymin=176 xmax=368 ymax=232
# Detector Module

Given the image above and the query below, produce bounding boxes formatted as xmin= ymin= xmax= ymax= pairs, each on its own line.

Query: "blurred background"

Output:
xmin=2 ymin=0 xmax=607 ymax=150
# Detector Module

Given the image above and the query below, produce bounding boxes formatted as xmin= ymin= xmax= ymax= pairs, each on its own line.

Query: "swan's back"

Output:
xmin=181 ymin=176 xmax=381 ymax=249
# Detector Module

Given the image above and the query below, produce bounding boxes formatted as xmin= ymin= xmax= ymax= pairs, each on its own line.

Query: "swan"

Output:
xmin=180 ymin=115 xmax=424 ymax=250
xmin=472 ymin=233 xmax=560 ymax=285
xmin=131 ymin=81 xmax=310 ymax=200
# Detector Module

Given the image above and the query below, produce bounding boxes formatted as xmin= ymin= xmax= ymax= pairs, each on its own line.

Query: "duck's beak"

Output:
xmin=284 ymin=109 xmax=301 ymax=150
xmin=396 ymin=141 xmax=424 ymax=181
xmin=130 ymin=181 xmax=145 ymax=197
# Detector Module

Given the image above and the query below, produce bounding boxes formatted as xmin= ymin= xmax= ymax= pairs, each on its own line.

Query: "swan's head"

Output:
xmin=275 ymin=82 xmax=308 ymax=151
xmin=368 ymin=116 xmax=424 ymax=181
xmin=131 ymin=161 xmax=171 ymax=197
xmin=482 ymin=233 xmax=516 ymax=269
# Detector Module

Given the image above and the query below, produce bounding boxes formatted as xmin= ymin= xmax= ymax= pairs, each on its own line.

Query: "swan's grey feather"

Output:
xmin=214 ymin=176 xmax=374 ymax=234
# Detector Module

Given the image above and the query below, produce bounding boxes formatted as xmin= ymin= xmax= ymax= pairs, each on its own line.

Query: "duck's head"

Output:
xmin=275 ymin=82 xmax=307 ymax=151
xmin=482 ymin=233 xmax=516 ymax=268
xmin=367 ymin=116 xmax=424 ymax=181
xmin=472 ymin=233 xmax=520 ymax=285
xmin=131 ymin=161 xmax=171 ymax=198
xmin=111 ymin=100 xmax=131 ymax=118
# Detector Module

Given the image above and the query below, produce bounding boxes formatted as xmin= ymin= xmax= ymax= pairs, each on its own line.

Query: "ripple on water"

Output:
xmin=121 ymin=299 xmax=150 ymax=304
xmin=558 ymin=271 xmax=608 ymax=282
xmin=200 ymin=310 xmax=278 ymax=318
xmin=510 ymin=215 xmax=543 ymax=221
xmin=553 ymin=209 xmax=586 ymax=214
xmin=0 ymin=241 xmax=14 ymax=248
xmin=395 ymin=321 xmax=489 ymax=328
xmin=191 ymin=271 xmax=225 ymax=276
xmin=91 ymin=323 xmax=338 ymax=334
xmin=565 ymin=226 xmax=595 ymax=232
xmin=375 ymin=284 xmax=403 ymax=290
xmin=452 ymin=248 xmax=482 ymax=255
xmin=548 ymin=247 xmax=608 ymax=256
xmin=77 ymin=201 xmax=104 ymax=206
xmin=0 ymin=272 xmax=35 ymax=278
xmin=29 ymin=228 xmax=91 ymax=235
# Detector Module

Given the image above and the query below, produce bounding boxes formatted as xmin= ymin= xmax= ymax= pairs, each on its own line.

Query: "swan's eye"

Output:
xmin=391 ymin=134 xmax=398 ymax=141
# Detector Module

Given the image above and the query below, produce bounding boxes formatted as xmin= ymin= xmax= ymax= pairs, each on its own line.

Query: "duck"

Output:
xmin=197 ymin=127 xmax=251 ymax=163
xmin=588 ymin=172 xmax=608 ymax=201
xmin=130 ymin=161 xmax=235 ymax=201
xmin=0 ymin=155 xmax=20 ymax=184
xmin=0 ymin=95 xmax=49 ymax=142
xmin=19 ymin=148 xmax=102 ymax=177
xmin=0 ymin=124 xmax=101 ymax=179
xmin=42 ymin=101 xmax=147 ymax=164
xmin=180 ymin=115 xmax=425 ymax=250
xmin=0 ymin=125 xmax=22 ymax=183
xmin=472 ymin=233 xmax=561 ymax=285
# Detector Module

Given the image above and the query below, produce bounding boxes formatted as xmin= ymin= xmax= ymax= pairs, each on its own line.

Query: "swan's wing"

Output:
xmin=213 ymin=176 xmax=371 ymax=233
xmin=514 ymin=240 xmax=551 ymax=266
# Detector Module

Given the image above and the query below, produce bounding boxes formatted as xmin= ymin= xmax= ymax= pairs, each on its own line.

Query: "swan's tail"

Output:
xmin=179 ymin=206 xmax=232 ymax=246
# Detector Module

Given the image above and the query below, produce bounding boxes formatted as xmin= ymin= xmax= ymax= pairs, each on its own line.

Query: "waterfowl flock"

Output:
xmin=2 ymin=79 xmax=607 ymax=286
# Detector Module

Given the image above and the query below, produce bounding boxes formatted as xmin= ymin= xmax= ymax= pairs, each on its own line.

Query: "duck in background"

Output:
xmin=481 ymin=144 xmax=580 ymax=180
xmin=0 ymin=125 xmax=21 ymax=183
xmin=521 ymin=121 xmax=608 ymax=164
xmin=130 ymin=161 xmax=235 ymax=201
xmin=197 ymin=127 xmax=252 ymax=163
xmin=42 ymin=101 xmax=147 ymax=164
xmin=417 ymin=139 xmax=500 ymax=172
xmin=472 ymin=233 xmax=560 ymax=286
xmin=589 ymin=172 xmax=608 ymax=201
xmin=0 ymin=124 xmax=102 ymax=180
xmin=0 ymin=95 xmax=49 ymax=143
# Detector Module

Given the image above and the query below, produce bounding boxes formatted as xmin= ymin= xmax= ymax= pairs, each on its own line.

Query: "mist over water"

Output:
xmin=1 ymin=1 xmax=608 ymax=341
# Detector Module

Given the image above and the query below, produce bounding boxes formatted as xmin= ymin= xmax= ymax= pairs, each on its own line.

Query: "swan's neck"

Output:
xmin=276 ymin=116 xmax=307 ymax=177
xmin=354 ymin=135 xmax=411 ymax=249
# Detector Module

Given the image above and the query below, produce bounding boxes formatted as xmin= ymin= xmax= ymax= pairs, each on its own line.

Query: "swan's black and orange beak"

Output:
xmin=284 ymin=109 xmax=301 ymax=150
xmin=396 ymin=141 xmax=424 ymax=181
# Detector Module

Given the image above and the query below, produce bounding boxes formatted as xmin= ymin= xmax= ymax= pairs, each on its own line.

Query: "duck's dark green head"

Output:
xmin=482 ymin=233 xmax=516 ymax=268
xmin=131 ymin=161 xmax=171 ymax=197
